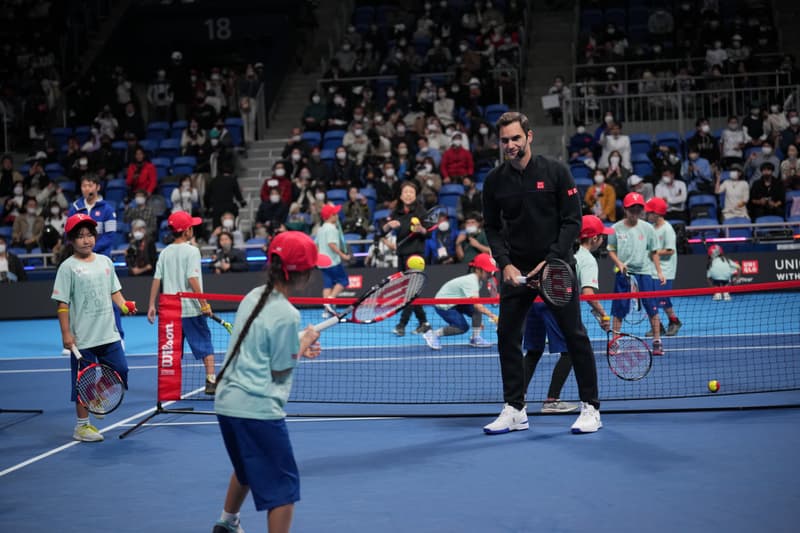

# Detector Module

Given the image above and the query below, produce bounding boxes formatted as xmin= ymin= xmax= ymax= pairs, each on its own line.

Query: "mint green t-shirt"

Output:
xmin=214 ymin=288 xmax=301 ymax=420
xmin=154 ymin=241 xmax=203 ymax=317
xmin=574 ymin=246 xmax=600 ymax=291
xmin=51 ymin=254 xmax=122 ymax=349
xmin=316 ymin=221 xmax=344 ymax=267
xmin=707 ymin=257 xmax=739 ymax=282
xmin=435 ymin=272 xmax=480 ymax=310
xmin=608 ymin=220 xmax=658 ymax=275
xmin=653 ymin=221 xmax=677 ymax=280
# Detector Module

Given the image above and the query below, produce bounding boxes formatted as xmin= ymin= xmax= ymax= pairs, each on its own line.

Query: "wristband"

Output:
xmin=57 ymin=308 xmax=69 ymax=313
xmin=601 ymin=315 xmax=610 ymax=321
xmin=200 ymin=304 xmax=211 ymax=312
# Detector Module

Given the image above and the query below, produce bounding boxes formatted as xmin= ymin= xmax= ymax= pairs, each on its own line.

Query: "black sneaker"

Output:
xmin=205 ymin=379 xmax=217 ymax=395
xmin=413 ymin=322 xmax=431 ymax=334
xmin=392 ymin=325 xmax=405 ymax=337
xmin=645 ymin=324 xmax=667 ymax=337
xmin=652 ymin=340 xmax=664 ymax=356
xmin=665 ymin=319 xmax=682 ymax=336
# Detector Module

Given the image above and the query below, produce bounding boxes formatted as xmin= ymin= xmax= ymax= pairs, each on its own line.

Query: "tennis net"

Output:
xmin=156 ymin=281 xmax=800 ymax=410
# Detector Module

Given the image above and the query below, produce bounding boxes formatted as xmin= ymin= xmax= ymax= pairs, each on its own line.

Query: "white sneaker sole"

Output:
xmin=570 ymin=421 xmax=603 ymax=434
xmin=483 ymin=420 xmax=529 ymax=435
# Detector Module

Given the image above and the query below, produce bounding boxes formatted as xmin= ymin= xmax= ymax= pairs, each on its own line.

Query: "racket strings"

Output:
xmin=541 ymin=264 xmax=574 ymax=306
xmin=353 ymin=273 xmax=425 ymax=322
xmin=608 ymin=336 xmax=651 ymax=380
xmin=77 ymin=365 xmax=123 ymax=413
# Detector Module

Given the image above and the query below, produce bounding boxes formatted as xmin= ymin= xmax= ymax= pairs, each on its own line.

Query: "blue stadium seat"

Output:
xmin=326 ymin=188 xmax=348 ymax=205
xmin=0 ymin=226 xmax=12 ymax=239
xmin=224 ymin=117 xmax=244 ymax=146
xmin=754 ymin=215 xmax=787 ymax=239
xmin=146 ymin=122 xmax=170 ymax=142
xmin=439 ymin=184 xmax=465 ymax=196
xmin=688 ymin=194 xmax=717 ymax=209
xmin=104 ymin=185 xmax=127 ymax=205
xmin=151 ymin=157 xmax=172 ymax=168
xmin=158 ymin=138 xmax=181 ymax=159
xmin=111 ymin=140 xmax=127 ymax=154
xmin=45 ymin=163 xmax=65 ymax=180
xmin=628 ymin=6 xmax=650 ymax=27
xmin=722 ymin=217 xmax=752 ymax=239
xmin=688 ymin=218 xmax=720 ymax=239
xmin=570 ymin=163 xmax=591 ymax=181
xmin=484 ymin=104 xmax=509 ymax=125
xmin=604 ymin=8 xmax=626 ymax=29
xmin=138 ymin=139 xmax=158 ymax=157
xmin=50 ymin=127 xmax=73 ymax=147
xmin=574 ymin=177 xmax=593 ymax=197
xmin=629 ymin=133 xmax=653 ymax=155
xmin=301 ymin=131 xmax=322 ymax=148
xmin=25 ymin=247 xmax=44 ymax=267
xmin=580 ymin=8 xmax=603 ymax=33
xmin=373 ymin=208 xmax=391 ymax=224
xmin=171 ymin=120 xmax=188 ymax=139
xmin=655 ymin=131 xmax=682 ymax=154
xmin=74 ymin=125 xmax=92 ymax=142
xmin=352 ymin=6 xmax=374 ymax=25
xmin=172 ymin=156 xmax=197 ymax=175
xmin=322 ymin=130 xmax=345 ymax=151
xmin=632 ymin=159 xmax=654 ymax=178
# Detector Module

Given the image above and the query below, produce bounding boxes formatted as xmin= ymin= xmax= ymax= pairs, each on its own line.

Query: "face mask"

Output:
xmin=0 ymin=244 xmax=5 ymax=253
xmin=312 ymin=95 xmax=320 ymax=103
xmin=576 ymin=126 xmax=586 ymax=134
xmin=396 ymin=126 xmax=406 ymax=135
xmin=771 ymin=105 xmax=780 ymax=113
xmin=701 ymin=124 xmax=711 ymax=133
xmin=459 ymin=44 xmax=468 ymax=52
xmin=479 ymin=127 xmax=489 ymax=135
xmin=465 ymin=225 xmax=478 ymax=234
xmin=789 ymin=152 xmax=798 ymax=159
xmin=291 ymin=152 xmax=301 ymax=162
xmin=438 ymin=221 xmax=450 ymax=232
xmin=452 ymin=140 xmax=462 ymax=147
xmin=730 ymin=170 xmax=740 ymax=179
xmin=336 ymin=151 xmax=347 ymax=160
xmin=791 ymin=117 xmax=800 ymax=126
xmin=594 ymin=175 xmax=604 ymax=184
xmin=662 ymin=175 xmax=673 ymax=184
xmin=610 ymin=156 xmax=620 ymax=165
xmin=387 ymin=89 xmax=395 ymax=98
xmin=384 ymin=168 xmax=395 ymax=177
xmin=133 ymin=231 xmax=145 ymax=241
xmin=50 ymin=206 xmax=60 ymax=216
xmin=426 ymin=179 xmax=434 ymax=187
xmin=135 ymin=196 xmax=146 ymax=206
xmin=354 ymin=128 xmax=364 ymax=137
xmin=315 ymin=192 xmax=326 ymax=201
xmin=728 ymin=122 xmax=738 ymax=129
xmin=300 ymin=171 xmax=311 ymax=180
xmin=311 ymin=153 xmax=320 ymax=161
xmin=222 ymin=219 xmax=234 ymax=229
xmin=274 ymin=168 xmax=286 ymax=177
xmin=762 ymin=147 xmax=773 ymax=155
xmin=424 ymin=163 xmax=433 ymax=173
xmin=398 ymin=147 xmax=408 ymax=155
xmin=26 ymin=207 xmax=37 ymax=215
xmin=270 ymin=194 xmax=281 ymax=204
xmin=13 ymin=186 xmax=23 ymax=195
xmin=604 ymin=115 xmax=614 ymax=124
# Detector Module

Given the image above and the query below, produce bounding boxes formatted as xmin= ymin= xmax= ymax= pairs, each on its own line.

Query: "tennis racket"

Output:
xmin=606 ymin=330 xmax=653 ymax=381
xmin=209 ymin=313 xmax=233 ymax=334
xmin=314 ymin=270 xmax=427 ymax=331
xmin=624 ymin=273 xmax=647 ymax=325
xmin=71 ymin=346 xmax=125 ymax=415
xmin=515 ymin=258 xmax=577 ymax=307
xmin=395 ymin=205 xmax=446 ymax=247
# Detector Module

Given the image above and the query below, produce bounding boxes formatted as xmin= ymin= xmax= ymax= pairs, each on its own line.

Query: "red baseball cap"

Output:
xmin=623 ymin=192 xmax=646 ymax=208
xmin=469 ymin=253 xmax=499 ymax=273
xmin=645 ymin=197 xmax=668 ymax=216
xmin=65 ymin=213 xmax=97 ymax=233
xmin=168 ymin=210 xmax=203 ymax=232
xmin=320 ymin=203 xmax=342 ymax=221
xmin=580 ymin=215 xmax=614 ymax=239
xmin=268 ymin=231 xmax=332 ymax=277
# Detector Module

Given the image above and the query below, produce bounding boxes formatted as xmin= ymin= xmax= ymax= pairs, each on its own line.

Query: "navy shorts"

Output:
xmin=70 ymin=341 xmax=128 ymax=402
xmin=434 ymin=304 xmax=474 ymax=333
xmin=655 ymin=279 xmax=673 ymax=308
xmin=611 ymin=272 xmax=659 ymax=319
xmin=321 ymin=264 xmax=349 ymax=289
xmin=217 ymin=415 xmax=300 ymax=512
xmin=183 ymin=315 xmax=214 ymax=360
xmin=523 ymin=301 xmax=567 ymax=353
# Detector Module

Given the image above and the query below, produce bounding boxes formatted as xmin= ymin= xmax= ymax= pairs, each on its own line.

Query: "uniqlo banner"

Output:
xmin=157 ymin=294 xmax=184 ymax=401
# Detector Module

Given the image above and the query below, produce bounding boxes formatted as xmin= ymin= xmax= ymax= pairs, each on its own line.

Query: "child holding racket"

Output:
xmin=316 ymin=203 xmax=351 ymax=317
xmin=51 ymin=214 xmax=135 ymax=442
xmin=147 ymin=211 xmax=218 ymax=394
xmin=607 ymin=193 xmax=666 ymax=355
xmin=422 ymin=253 xmax=499 ymax=350
xmin=645 ymin=197 xmax=683 ymax=336
xmin=212 ymin=231 xmax=330 ymax=533
xmin=706 ymin=244 xmax=740 ymax=300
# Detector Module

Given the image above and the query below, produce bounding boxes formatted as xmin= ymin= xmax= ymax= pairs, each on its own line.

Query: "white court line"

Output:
xmin=0 ymin=387 xmax=203 ymax=479
xmin=117 ymin=417 xmax=400 ymax=428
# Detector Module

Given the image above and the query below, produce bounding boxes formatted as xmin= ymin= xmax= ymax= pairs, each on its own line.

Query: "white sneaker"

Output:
xmin=712 ymin=293 xmax=722 ymax=301
xmin=570 ymin=402 xmax=602 ymax=434
xmin=422 ymin=329 xmax=441 ymax=350
xmin=73 ymin=423 xmax=104 ymax=442
xmin=541 ymin=400 xmax=579 ymax=413
xmin=483 ymin=403 xmax=529 ymax=435
xmin=723 ymin=292 xmax=731 ymax=301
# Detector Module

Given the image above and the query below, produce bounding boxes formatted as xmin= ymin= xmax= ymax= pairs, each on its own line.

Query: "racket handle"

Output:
xmin=313 ymin=315 xmax=341 ymax=332
xmin=515 ymin=276 xmax=528 ymax=284
xmin=70 ymin=345 xmax=82 ymax=360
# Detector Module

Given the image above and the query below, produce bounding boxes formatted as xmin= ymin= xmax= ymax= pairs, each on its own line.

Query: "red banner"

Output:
xmin=157 ymin=294 xmax=184 ymax=401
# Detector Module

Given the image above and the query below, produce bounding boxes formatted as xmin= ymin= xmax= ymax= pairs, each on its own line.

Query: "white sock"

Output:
xmin=207 ymin=374 xmax=216 ymax=383
xmin=435 ymin=328 xmax=444 ymax=336
xmin=221 ymin=511 xmax=240 ymax=525
xmin=76 ymin=417 xmax=89 ymax=427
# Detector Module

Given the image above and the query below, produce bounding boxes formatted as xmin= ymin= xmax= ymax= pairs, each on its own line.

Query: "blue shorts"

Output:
xmin=183 ymin=316 xmax=214 ymax=360
xmin=655 ymin=279 xmax=673 ymax=309
xmin=434 ymin=304 xmax=474 ymax=333
xmin=70 ymin=341 xmax=128 ymax=402
xmin=321 ymin=264 xmax=349 ymax=289
xmin=217 ymin=415 xmax=300 ymax=512
xmin=611 ymin=272 xmax=659 ymax=319
xmin=523 ymin=302 xmax=567 ymax=353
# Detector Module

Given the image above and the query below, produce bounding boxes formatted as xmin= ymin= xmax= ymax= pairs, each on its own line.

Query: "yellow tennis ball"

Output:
xmin=410 ymin=217 xmax=420 ymax=226
xmin=708 ymin=380 xmax=720 ymax=393
xmin=406 ymin=254 xmax=425 ymax=271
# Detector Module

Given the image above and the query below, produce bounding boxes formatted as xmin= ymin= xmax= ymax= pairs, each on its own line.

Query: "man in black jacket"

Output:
xmin=482 ymin=112 xmax=602 ymax=435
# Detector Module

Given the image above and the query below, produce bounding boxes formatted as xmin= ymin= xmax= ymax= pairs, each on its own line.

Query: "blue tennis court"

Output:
xmin=1 ymin=289 xmax=799 ymax=532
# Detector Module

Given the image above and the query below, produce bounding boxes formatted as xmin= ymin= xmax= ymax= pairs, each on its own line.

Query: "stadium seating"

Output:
xmin=45 ymin=163 xmax=64 ymax=180
xmin=629 ymin=133 xmax=653 ymax=156
xmin=722 ymin=217 xmax=752 ymax=239
xmin=172 ymin=156 xmax=197 ymax=175
xmin=301 ymin=131 xmax=322 ymax=148
xmin=322 ymin=130 xmax=345 ymax=151
xmin=146 ymin=122 xmax=170 ymax=142
xmin=326 ymin=188 xmax=348 ymax=205
xmin=688 ymin=217 xmax=720 ymax=239
xmin=224 ymin=117 xmax=244 ymax=146
xmin=484 ymin=104 xmax=509 ymax=125
xmin=50 ymin=127 xmax=73 ymax=147
xmin=158 ymin=138 xmax=181 ymax=159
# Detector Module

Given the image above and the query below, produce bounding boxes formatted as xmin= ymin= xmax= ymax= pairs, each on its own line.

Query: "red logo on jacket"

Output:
xmin=536 ymin=181 xmax=544 ymax=189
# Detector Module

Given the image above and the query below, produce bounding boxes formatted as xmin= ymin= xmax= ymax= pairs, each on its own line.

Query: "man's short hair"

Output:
xmin=760 ymin=161 xmax=775 ymax=171
xmin=80 ymin=173 xmax=101 ymax=185
xmin=465 ymin=211 xmax=483 ymax=223
xmin=495 ymin=111 xmax=530 ymax=133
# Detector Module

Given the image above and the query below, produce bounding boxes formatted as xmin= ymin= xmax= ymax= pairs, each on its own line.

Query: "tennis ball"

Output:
xmin=410 ymin=217 xmax=420 ymax=226
xmin=708 ymin=380 xmax=720 ymax=393
xmin=406 ymin=254 xmax=426 ymax=271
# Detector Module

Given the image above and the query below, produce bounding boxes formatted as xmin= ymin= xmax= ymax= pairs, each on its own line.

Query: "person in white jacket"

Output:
xmin=599 ymin=123 xmax=632 ymax=170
